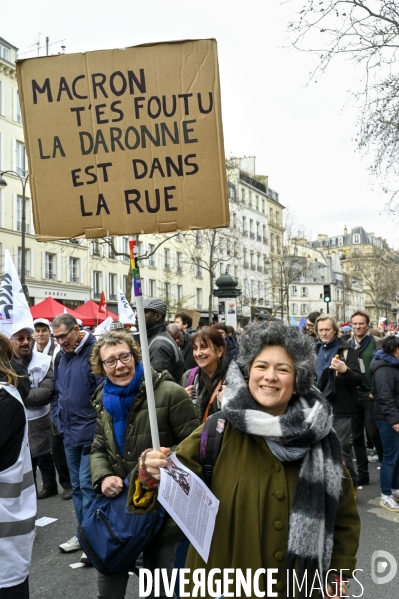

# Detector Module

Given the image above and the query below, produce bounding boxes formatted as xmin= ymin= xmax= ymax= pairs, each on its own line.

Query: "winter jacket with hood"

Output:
xmin=371 ymin=349 xmax=399 ymax=425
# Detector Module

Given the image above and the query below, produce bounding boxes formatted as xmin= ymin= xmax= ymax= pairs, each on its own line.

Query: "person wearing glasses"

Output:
xmin=51 ymin=314 xmax=103 ymax=561
xmin=89 ymin=330 xmax=199 ymax=599
xmin=10 ymin=326 xmax=58 ymax=502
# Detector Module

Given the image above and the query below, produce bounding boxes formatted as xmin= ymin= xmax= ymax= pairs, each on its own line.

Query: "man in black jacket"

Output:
xmin=315 ymin=315 xmax=362 ymax=491
xmin=143 ymin=299 xmax=185 ymax=384
xmin=350 ymin=310 xmax=383 ymax=486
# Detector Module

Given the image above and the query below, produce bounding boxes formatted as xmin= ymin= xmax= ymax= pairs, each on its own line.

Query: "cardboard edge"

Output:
xmin=15 ymin=38 xmax=217 ymax=65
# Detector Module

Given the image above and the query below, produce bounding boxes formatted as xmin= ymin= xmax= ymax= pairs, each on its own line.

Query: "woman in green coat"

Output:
xmin=89 ymin=330 xmax=200 ymax=599
xmin=136 ymin=322 xmax=361 ymax=599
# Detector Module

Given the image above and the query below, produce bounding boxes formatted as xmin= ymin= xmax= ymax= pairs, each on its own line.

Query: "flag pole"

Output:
xmin=129 ymin=236 xmax=160 ymax=450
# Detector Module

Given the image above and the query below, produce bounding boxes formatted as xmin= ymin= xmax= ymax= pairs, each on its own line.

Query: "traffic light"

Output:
xmin=323 ymin=284 xmax=331 ymax=303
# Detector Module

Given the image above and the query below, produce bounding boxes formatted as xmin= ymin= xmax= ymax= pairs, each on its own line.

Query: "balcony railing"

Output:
xmin=148 ymin=259 xmax=155 ymax=267
xmin=16 ymin=167 xmax=28 ymax=177
xmin=18 ymin=269 xmax=29 ymax=277
xmin=70 ymin=275 xmax=79 ymax=283
xmin=92 ymin=248 xmax=101 ymax=256
xmin=45 ymin=271 xmax=55 ymax=280
xmin=109 ymin=294 xmax=117 ymax=300
xmin=250 ymin=232 xmax=255 ymax=239
xmin=257 ymin=266 xmax=263 ymax=273
xmin=243 ymin=230 xmax=248 ymax=237
xmin=176 ymin=266 xmax=183 ymax=275
xmin=94 ymin=292 xmax=100 ymax=299
xmin=17 ymin=222 xmax=30 ymax=233
xmin=257 ymin=235 xmax=262 ymax=242
xmin=263 ymin=237 xmax=268 ymax=244
xmin=164 ymin=262 xmax=170 ymax=270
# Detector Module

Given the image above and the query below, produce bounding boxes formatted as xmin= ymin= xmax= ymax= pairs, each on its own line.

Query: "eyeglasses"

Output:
xmin=53 ymin=327 xmax=75 ymax=341
xmin=15 ymin=335 xmax=33 ymax=343
xmin=102 ymin=352 xmax=133 ymax=369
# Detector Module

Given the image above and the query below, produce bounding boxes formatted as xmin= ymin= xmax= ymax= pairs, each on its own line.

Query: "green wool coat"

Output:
xmin=174 ymin=421 xmax=361 ymax=599
xmin=90 ymin=369 xmax=200 ymax=491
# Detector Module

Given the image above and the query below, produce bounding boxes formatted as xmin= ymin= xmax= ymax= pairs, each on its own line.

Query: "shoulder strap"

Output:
xmin=199 ymin=413 xmax=226 ymax=485
xmin=187 ymin=366 xmax=199 ymax=387
xmin=201 ymin=377 xmax=224 ymax=423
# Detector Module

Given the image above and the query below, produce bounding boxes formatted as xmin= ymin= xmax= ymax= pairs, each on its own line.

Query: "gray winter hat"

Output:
xmin=143 ymin=298 xmax=167 ymax=316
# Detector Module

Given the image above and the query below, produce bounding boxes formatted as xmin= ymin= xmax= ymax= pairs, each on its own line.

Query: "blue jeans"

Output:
xmin=64 ymin=443 xmax=96 ymax=525
xmin=376 ymin=420 xmax=399 ymax=495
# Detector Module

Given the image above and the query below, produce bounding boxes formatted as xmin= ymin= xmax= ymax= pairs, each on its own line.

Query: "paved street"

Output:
xmin=30 ymin=474 xmax=139 ymax=598
xmin=30 ymin=462 xmax=399 ymax=598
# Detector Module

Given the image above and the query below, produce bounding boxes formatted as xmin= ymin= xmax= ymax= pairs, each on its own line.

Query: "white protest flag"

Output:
xmin=0 ymin=249 xmax=34 ymax=338
xmin=117 ymin=286 xmax=136 ymax=326
xmin=93 ymin=316 xmax=113 ymax=337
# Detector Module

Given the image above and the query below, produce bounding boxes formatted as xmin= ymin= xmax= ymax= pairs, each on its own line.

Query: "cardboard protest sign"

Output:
xmin=17 ymin=39 xmax=229 ymax=241
xmin=177 ymin=307 xmax=201 ymax=330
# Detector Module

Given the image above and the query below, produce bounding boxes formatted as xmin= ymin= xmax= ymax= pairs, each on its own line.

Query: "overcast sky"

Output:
xmin=5 ymin=0 xmax=397 ymax=246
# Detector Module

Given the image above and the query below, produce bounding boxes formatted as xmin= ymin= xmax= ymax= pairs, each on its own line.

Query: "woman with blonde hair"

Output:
xmin=89 ymin=330 xmax=199 ymax=599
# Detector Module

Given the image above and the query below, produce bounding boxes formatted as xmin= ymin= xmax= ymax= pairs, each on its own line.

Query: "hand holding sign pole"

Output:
xmin=129 ymin=237 xmax=160 ymax=451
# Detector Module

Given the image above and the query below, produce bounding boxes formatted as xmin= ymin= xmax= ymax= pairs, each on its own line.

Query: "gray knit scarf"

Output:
xmin=223 ymin=361 xmax=344 ymax=596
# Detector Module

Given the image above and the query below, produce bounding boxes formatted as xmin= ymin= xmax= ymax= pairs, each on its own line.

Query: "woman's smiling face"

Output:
xmin=100 ymin=341 xmax=135 ymax=386
xmin=248 ymin=345 xmax=296 ymax=416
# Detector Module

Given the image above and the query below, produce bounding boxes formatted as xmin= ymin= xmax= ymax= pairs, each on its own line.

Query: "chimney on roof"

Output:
xmin=344 ymin=226 xmax=348 ymax=235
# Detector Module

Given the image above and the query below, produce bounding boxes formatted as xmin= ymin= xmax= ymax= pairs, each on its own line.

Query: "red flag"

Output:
xmin=98 ymin=291 xmax=108 ymax=316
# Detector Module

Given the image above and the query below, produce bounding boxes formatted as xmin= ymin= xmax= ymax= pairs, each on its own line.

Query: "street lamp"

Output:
xmin=0 ymin=170 xmax=30 ymax=299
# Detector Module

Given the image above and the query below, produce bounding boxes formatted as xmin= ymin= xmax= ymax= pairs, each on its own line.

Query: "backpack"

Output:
xmin=199 ymin=413 xmax=226 ymax=485
xmin=77 ymin=478 xmax=165 ymax=575
xmin=186 ymin=366 xmax=199 ymax=387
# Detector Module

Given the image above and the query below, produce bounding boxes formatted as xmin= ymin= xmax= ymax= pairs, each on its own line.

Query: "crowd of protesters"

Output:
xmin=1 ymin=298 xmax=399 ymax=598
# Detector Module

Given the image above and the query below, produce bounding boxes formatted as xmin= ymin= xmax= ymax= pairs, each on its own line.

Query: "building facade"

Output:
xmin=288 ymin=243 xmax=364 ymax=323
xmin=311 ymin=227 xmax=399 ymax=327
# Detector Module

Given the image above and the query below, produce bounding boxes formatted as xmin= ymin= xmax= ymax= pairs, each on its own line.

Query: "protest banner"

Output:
xmin=16 ymin=39 xmax=229 ymax=241
xmin=0 ymin=249 xmax=34 ymax=338
xmin=17 ymin=39 xmax=228 ymax=450
xmin=117 ymin=285 xmax=136 ymax=327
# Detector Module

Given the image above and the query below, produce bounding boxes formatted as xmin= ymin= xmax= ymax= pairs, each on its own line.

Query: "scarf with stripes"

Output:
xmin=223 ymin=361 xmax=343 ymax=595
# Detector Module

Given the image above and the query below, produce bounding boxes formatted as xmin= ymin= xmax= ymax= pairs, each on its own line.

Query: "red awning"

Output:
xmin=73 ymin=299 xmax=118 ymax=327
xmin=30 ymin=297 xmax=86 ymax=323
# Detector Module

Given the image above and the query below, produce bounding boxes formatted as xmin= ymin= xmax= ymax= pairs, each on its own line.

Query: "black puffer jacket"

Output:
xmin=317 ymin=338 xmax=362 ymax=417
xmin=371 ymin=351 xmax=399 ymax=425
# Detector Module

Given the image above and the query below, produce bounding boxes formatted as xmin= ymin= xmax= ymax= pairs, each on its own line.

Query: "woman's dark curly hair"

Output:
xmin=381 ymin=335 xmax=399 ymax=356
xmin=236 ymin=321 xmax=317 ymax=395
